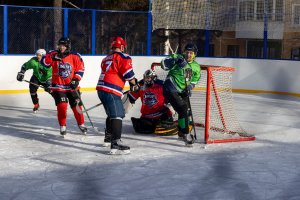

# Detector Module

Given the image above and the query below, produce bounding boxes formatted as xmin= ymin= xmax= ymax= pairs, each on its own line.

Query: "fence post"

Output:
xmin=147 ymin=0 xmax=152 ymax=55
xmin=3 ymin=5 xmax=8 ymax=54
xmin=91 ymin=10 xmax=96 ymax=55
xmin=263 ymin=0 xmax=268 ymax=59
xmin=63 ymin=8 xmax=68 ymax=37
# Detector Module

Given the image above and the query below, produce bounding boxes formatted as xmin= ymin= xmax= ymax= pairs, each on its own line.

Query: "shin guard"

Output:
xmin=111 ymin=118 xmax=122 ymax=141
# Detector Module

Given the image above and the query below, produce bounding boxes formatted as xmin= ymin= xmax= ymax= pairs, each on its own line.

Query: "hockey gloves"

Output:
xmin=182 ymin=84 xmax=194 ymax=97
xmin=70 ymin=78 xmax=79 ymax=89
xmin=51 ymin=52 xmax=62 ymax=61
xmin=175 ymin=57 xmax=188 ymax=69
xmin=16 ymin=71 xmax=25 ymax=82
xmin=44 ymin=87 xmax=51 ymax=93
xmin=129 ymin=78 xmax=140 ymax=92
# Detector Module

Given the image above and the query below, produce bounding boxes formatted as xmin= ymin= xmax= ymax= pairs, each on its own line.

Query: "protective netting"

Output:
xmin=152 ymin=0 xmax=290 ymax=32
xmin=152 ymin=63 xmax=254 ymax=143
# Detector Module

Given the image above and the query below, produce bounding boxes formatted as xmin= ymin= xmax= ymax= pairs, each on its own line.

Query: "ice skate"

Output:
xmin=178 ymin=130 xmax=184 ymax=140
xmin=108 ymin=139 xmax=130 ymax=155
xmin=60 ymin=126 xmax=67 ymax=137
xmin=103 ymin=128 xmax=111 ymax=147
xmin=78 ymin=124 xmax=87 ymax=135
xmin=183 ymin=133 xmax=195 ymax=147
xmin=33 ymin=103 xmax=39 ymax=113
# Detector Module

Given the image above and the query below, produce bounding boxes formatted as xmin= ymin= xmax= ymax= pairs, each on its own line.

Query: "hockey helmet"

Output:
xmin=111 ymin=36 xmax=127 ymax=49
xmin=58 ymin=37 xmax=71 ymax=50
xmin=184 ymin=43 xmax=198 ymax=55
xmin=143 ymin=69 xmax=157 ymax=86
xmin=35 ymin=49 xmax=46 ymax=56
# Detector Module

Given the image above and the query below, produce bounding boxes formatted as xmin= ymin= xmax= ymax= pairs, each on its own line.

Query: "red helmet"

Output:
xmin=111 ymin=36 xmax=127 ymax=49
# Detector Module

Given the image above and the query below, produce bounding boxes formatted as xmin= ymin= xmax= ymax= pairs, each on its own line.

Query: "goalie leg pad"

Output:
xmin=131 ymin=117 xmax=156 ymax=134
xmin=122 ymin=93 xmax=133 ymax=113
xmin=154 ymin=125 xmax=178 ymax=136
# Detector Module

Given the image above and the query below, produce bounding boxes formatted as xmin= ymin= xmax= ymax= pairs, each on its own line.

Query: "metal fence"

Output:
xmin=1 ymin=4 xmax=300 ymax=60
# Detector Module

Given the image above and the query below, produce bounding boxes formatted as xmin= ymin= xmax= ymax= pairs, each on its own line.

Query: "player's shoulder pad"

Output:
xmin=116 ymin=52 xmax=131 ymax=59
xmin=71 ymin=52 xmax=83 ymax=60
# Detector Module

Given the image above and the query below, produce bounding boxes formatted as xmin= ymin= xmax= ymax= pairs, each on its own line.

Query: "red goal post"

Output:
xmin=151 ymin=62 xmax=255 ymax=144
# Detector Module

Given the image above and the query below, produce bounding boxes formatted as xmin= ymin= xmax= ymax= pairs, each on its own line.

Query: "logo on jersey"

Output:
xmin=143 ymin=92 xmax=158 ymax=108
xmin=185 ymin=68 xmax=192 ymax=81
xmin=58 ymin=62 xmax=72 ymax=79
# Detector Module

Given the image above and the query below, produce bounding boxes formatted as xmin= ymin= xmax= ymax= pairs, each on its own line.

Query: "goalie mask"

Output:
xmin=143 ymin=69 xmax=157 ymax=87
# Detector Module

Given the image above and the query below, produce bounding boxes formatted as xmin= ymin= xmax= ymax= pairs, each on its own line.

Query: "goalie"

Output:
xmin=127 ymin=69 xmax=177 ymax=136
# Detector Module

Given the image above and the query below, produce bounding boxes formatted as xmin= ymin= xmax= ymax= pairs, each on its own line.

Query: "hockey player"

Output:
xmin=96 ymin=36 xmax=139 ymax=155
xmin=41 ymin=37 xmax=87 ymax=136
xmin=161 ymin=43 xmax=201 ymax=146
xmin=128 ymin=69 xmax=177 ymax=135
xmin=16 ymin=49 xmax=52 ymax=113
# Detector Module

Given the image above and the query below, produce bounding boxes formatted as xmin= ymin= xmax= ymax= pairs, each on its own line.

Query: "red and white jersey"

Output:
xmin=41 ymin=50 xmax=85 ymax=92
xmin=96 ymin=51 xmax=135 ymax=97
xmin=128 ymin=79 xmax=172 ymax=119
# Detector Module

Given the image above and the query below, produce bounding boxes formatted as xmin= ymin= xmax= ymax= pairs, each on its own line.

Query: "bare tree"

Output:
xmin=53 ymin=0 xmax=63 ymax=48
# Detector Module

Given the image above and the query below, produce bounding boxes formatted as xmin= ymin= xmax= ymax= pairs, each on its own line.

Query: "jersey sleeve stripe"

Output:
xmin=123 ymin=69 xmax=135 ymax=81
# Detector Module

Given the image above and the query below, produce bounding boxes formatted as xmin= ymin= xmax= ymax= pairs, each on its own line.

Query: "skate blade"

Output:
xmin=60 ymin=133 xmax=67 ymax=138
xmin=108 ymin=149 xmax=130 ymax=155
xmin=185 ymin=143 xmax=193 ymax=147
xmin=102 ymin=142 xmax=110 ymax=147
xmin=33 ymin=111 xmax=38 ymax=114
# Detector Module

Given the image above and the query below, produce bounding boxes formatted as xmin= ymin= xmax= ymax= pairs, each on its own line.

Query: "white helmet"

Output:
xmin=35 ymin=49 xmax=46 ymax=56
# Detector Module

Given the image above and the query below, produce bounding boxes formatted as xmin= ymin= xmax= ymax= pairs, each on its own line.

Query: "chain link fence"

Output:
xmin=1 ymin=4 xmax=300 ymax=59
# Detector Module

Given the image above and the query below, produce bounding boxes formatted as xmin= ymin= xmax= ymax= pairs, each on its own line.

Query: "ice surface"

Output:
xmin=0 ymin=91 xmax=300 ymax=200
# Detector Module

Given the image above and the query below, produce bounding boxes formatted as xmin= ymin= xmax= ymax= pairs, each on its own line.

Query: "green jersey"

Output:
xmin=163 ymin=54 xmax=201 ymax=92
xmin=22 ymin=57 xmax=52 ymax=83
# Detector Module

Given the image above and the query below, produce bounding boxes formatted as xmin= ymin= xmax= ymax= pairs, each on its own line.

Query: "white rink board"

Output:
xmin=0 ymin=55 xmax=299 ymax=94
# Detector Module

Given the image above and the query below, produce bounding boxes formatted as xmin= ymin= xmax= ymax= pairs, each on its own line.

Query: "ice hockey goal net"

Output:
xmin=151 ymin=63 xmax=255 ymax=144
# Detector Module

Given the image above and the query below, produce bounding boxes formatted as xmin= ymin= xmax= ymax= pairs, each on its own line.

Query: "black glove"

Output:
xmin=51 ymin=52 xmax=62 ymax=61
xmin=16 ymin=71 xmax=24 ymax=82
xmin=44 ymin=86 xmax=51 ymax=93
xmin=182 ymin=84 xmax=194 ymax=97
xmin=43 ymin=80 xmax=52 ymax=93
xmin=70 ymin=78 xmax=79 ymax=89
xmin=129 ymin=78 xmax=140 ymax=92
xmin=175 ymin=57 xmax=187 ymax=69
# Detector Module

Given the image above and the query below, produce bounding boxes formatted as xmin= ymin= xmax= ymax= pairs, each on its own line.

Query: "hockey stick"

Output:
xmin=166 ymin=40 xmax=178 ymax=55
xmin=62 ymin=0 xmax=81 ymax=9
xmin=75 ymin=90 xmax=131 ymax=114
xmin=23 ymin=80 xmax=45 ymax=88
xmin=76 ymin=102 xmax=102 ymax=114
xmin=184 ymin=70 xmax=197 ymax=141
xmin=74 ymin=90 xmax=100 ymax=134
